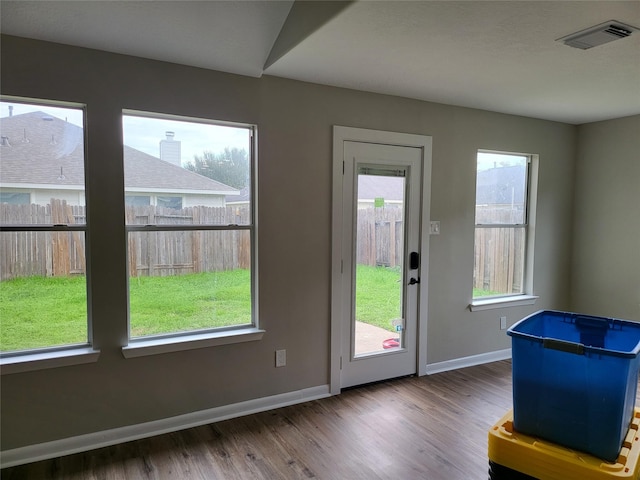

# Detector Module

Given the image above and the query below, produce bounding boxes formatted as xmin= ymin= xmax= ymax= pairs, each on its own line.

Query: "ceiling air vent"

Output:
xmin=558 ymin=20 xmax=638 ymax=50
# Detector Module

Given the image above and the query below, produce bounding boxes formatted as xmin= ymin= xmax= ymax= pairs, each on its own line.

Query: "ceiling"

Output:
xmin=1 ymin=0 xmax=639 ymax=124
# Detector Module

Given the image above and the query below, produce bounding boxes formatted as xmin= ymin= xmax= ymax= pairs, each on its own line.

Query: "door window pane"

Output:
xmin=354 ymin=173 xmax=405 ymax=356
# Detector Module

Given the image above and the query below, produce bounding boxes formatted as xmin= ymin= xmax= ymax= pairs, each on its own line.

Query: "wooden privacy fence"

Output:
xmin=1 ymin=202 xmax=250 ymax=281
xmin=126 ymin=205 xmax=251 ymax=277
xmin=473 ymin=205 xmax=526 ymax=294
xmin=357 ymin=207 xmax=404 ymax=268
xmin=473 ymin=227 xmax=525 ymax=293
xmin=1 ymin=200 xmax=86 ymax=280
xmin=3 ymin=200 xmax=524 ymax=291
xmin=357 ymin=204 xmax=526 ymax=295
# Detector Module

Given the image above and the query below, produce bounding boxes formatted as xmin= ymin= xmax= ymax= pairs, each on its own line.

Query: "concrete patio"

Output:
xmin=354 ymin=321 xmax=399 ymax=355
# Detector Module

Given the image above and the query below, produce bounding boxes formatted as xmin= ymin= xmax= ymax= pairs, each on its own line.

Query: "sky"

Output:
xmin=1 ymin=101 xmax=84 ymax=127
xmin=122 ymin=114 xmax=250 ymax=165
xmin=477 ymin=151 xmax=527 ymax=171
xmin=0 ymin=101 xmax=250 ymax=165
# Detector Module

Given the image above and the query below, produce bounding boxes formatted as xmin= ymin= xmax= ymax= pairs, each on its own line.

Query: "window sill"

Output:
xmin=469 ymin=295 xmax=539 ymax=312
xmin=122 ymin=327 xmax=266 ymax=359
xmin=0 ymin=346 xmax=100 ymax=375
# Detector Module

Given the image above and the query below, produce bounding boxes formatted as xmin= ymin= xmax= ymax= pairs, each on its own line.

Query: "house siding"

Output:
xmin=183 ymin=194 xmax=225 ymax=208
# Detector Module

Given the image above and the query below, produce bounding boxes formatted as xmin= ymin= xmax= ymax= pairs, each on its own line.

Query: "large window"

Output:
xmin=122 ymin=111 xmax=255 ymax=339
xmin=473 ymin=151 xmax=531 ymax=299
xmin=0 ymin=98 xmax=89 ymax=353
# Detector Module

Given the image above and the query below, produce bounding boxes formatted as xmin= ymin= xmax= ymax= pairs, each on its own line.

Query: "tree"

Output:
xmin=185 ymin=147 xmax=249 ymax=189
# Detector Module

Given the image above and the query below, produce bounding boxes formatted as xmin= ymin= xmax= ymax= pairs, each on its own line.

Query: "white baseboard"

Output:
xmin=2 ymin=352 xmax=512 ymax=468
xmin=424 ymin=348 xmax=511 ymax=375
xmin=1 ymin=385 xmax=331 ymax=469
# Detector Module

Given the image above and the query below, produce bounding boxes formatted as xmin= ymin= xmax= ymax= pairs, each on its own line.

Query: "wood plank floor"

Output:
xmin=3 ymin=360 xmax=514 ymax=479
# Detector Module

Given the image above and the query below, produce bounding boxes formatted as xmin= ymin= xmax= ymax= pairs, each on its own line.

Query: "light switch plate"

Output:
xmin=430 ymin=221 xmax=440 ymax=235
xmin=275 ymin=349 xmax=286 ymax=367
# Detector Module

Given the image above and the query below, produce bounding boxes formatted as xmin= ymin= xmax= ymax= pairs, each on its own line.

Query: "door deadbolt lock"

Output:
xmin=408 ymin=277 xmax=420 ymax=285
xmin=410 ymin=252 xmax=420 ymax=270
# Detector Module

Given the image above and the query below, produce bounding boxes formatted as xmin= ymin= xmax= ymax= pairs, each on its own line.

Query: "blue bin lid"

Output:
xmin=507 ymin=309 xmax=640 ymax=358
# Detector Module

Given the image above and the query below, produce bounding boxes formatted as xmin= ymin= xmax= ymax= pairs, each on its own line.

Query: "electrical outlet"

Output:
xmin=275 ymin=349 xmax=286 ymax=367
xmin=500 ymin=316 xmax=507 ymax=330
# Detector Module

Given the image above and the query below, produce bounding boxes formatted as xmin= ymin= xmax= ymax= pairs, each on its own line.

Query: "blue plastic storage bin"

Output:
xmin=507 ymin=310 xmax=640 ymax=462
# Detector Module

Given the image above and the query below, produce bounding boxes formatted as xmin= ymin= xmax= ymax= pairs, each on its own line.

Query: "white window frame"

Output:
xmin=121 ymin=110 xmax=263 ymax=357
xmin=469 ymin=150 xmax=539 ymax=311
xmin=0 ymin=96 xmax=99 ymax=374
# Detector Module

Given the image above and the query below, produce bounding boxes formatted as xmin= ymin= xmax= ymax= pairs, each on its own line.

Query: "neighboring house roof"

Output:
xmin=476 ymin=165 xmax=526 ymax=205
xmin=123 ymin=146 xmax=236 ymax=194
xmin=0 ymin=111 xmax=238 ymax=195
xmin=226 ymin=185 xmax=250 ymax=204
xmin=0 ymin=111 xmax=85 ymax=187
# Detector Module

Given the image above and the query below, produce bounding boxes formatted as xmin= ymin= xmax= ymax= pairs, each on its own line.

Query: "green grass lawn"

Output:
xmin=355 ymin=265 xmax=402 ymax=332
xmin=473 ymin=288 xmax=503 ymax=297
xmin=128 ymin=270 xmax=251 ymax=337
xmin=1 ymin=266 xmax=502 ymax=352
xmin=0 ymin=276 xmax=88 ymax=351
xmin=0 ymin=270 xmax=252 ymax=352
xmin=356 ymin=265 xmax=500 ymax=332
xmin=355 ymin=266 xmax=502 ymax=331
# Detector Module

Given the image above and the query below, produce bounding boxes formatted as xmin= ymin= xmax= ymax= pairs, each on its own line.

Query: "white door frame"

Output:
xmin=331 ymin=126 xmax=432 ymax=394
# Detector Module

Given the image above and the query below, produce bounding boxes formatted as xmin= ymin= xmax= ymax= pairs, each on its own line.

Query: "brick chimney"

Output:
xmin=159 ymin=131 xmax=181 ymax=166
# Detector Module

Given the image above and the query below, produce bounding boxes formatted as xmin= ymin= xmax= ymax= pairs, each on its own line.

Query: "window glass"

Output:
xmin=0 ymin=99 xmax=88 ymax=353
xmin=157 ymin=196 xmax=182 ymax=209
xmin=473 ymin=152 xmax=529 ymax=298
xmin=125 ymin=195 xmax=151 ymax=206
xmin=122 ymin=114 xmax=250 ymax=225
xmin=475 ymin=153 xmax=527 ymax=225
xmin=0 ymin=192 xmax=30 ymax=204
xmin=122 ymin=111 xmax=254 ymax=339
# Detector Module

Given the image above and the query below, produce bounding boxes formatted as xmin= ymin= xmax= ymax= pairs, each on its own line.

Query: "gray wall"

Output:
xmin=1 ymin=35 xmax=577 ymax=450
xmin=571 ymin=115 xmax=640 ymax=321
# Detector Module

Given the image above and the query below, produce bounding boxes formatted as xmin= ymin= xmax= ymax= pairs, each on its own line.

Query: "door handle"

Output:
xmin=408 ymin=277 xmax=420 ymax=285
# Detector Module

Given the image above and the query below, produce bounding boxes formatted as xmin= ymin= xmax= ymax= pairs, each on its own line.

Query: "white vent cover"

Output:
xmin=558 ymin=20 xmax=638 ymax=49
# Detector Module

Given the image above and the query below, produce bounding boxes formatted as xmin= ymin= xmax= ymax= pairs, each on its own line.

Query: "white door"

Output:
xmin=338 ymin=140 xmax=423 ymax=388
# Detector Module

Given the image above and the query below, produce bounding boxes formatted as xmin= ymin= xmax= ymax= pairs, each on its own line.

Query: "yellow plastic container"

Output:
xmin=488 ymin=409 xmax=640 ymax=480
